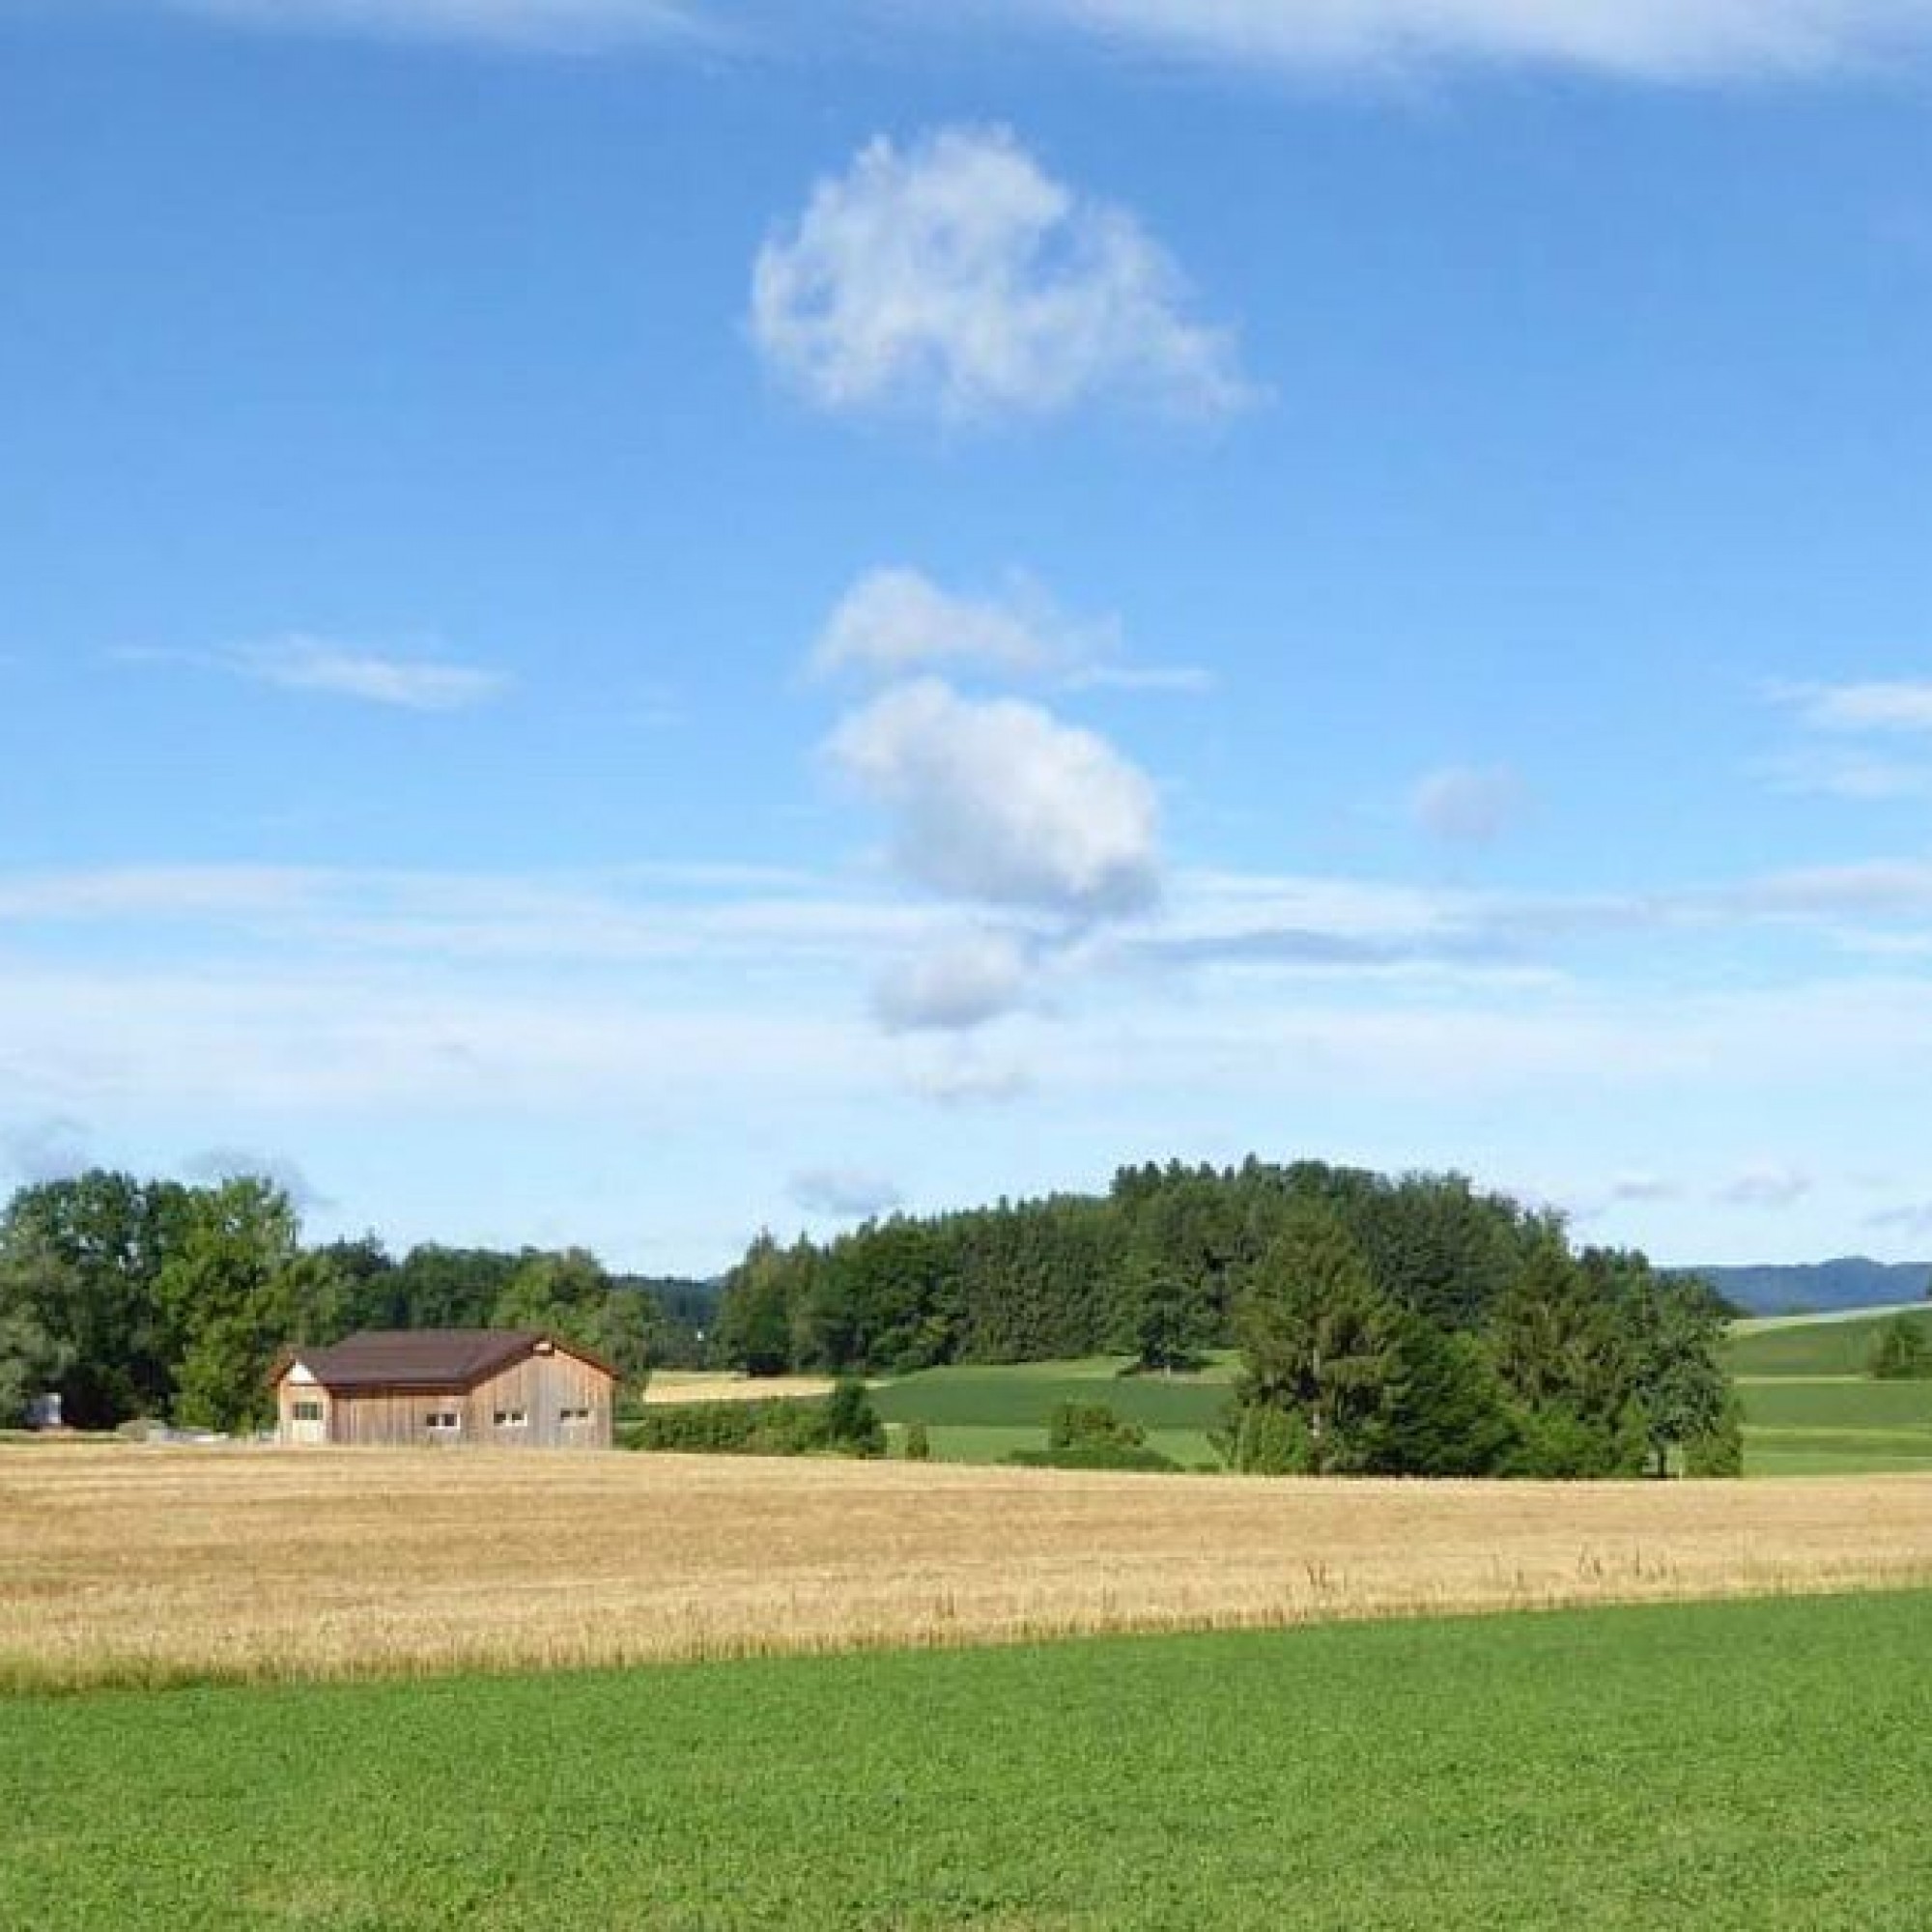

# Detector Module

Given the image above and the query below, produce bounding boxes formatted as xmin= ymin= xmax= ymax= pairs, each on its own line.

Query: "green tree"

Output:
xmin=718 ymin=1233 xmax=798 ymax=1377
xmin=1869 ymin=1315 xmax=1931 ymax=1381
xmin=0 ymin=1284 xmax=70 ymax=1428
xmin=0 ymin=1171 xmax=187 ymax=1425
xmin=1378 ymin=1317 xmax=1518 ymax=1477
xmin=1684 ymin=1389 xmax=1745 ymax=1477
xmin=1126 ymin=1262 xmax=1206 ymax=1375
xmin=1625 ymin=1273 xmax=1735 ymax=1477
xmin=824 ymin=1375 xmax=885 ymax=1457
xmin=1489 ymin=1235 xmax=1642 ymax=1476
xmin=1231 ymin=1205 xmax=1407 ymax=1475
xmin=158 ymin=1177 xmax=311 ymax=1434
xmin=902 ymin=1420 xmax=932 ymax=1462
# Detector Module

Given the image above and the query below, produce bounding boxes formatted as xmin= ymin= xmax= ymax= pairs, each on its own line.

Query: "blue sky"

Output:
xmin=7 ymin=2 xmax=1932 ymax=1270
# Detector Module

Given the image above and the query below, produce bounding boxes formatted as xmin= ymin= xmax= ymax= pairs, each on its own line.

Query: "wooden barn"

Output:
xmin=273 ymin=1329 xmax=617 ymax=1450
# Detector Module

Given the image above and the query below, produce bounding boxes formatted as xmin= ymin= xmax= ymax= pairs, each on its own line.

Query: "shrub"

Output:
xmin=1869 ymin=1316 xmax=1931 ymax=1381
xmin=1046 ymin=1402 xmax=1146 ymax=1453
xmin=1684 ymin=1393 xmax=1745 ymax=1478
xmin=1226 ymin=1402 xmax=1313 ymax=1476
xmin=825 ymin=1377 xmax=886 ymax=1458
xmin=620 ymin=1399 xmax=832 ymax=1457
xmin=902 ymin=1421 xmax=931 ymax=1462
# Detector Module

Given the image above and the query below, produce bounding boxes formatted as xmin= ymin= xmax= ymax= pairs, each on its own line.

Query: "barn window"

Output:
xmin=291 ymin=1400 xmax=324 ymax=1423
xmin=494 ymin=1409 xmax=527 ymax=1428
xmin=558 ymin=1406 xmax=591 ymax=1424
xmin=425 ymin=1410 xmax=461 ymax=1433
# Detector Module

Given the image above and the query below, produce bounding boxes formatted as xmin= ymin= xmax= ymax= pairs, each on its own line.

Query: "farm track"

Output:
xmin=5 ymin=1444 xmax=1932 ymax=1691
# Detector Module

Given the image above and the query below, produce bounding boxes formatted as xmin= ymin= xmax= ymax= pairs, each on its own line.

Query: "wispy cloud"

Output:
xmin=230 ymin=638 xmax=510 ymax=710
xmin=810 ymin=566 xmax=1208 ymax=694
xmin=788 ymin=1165 xmax=903 ymax=1219
xmin=1774 ymin=676 xmax=1932 ymax=734
xmin=751 ymin=125 xmax=1254 ymax=425
xmin=1 ymin=1115 xmax=94 ymax=1185
xmin=181 ymin=1145 xmax=329 ymax=1211
xmin=144 ymin=1 xmax=1932 ymax=81
xmin=873 ymin=928 xmax=1033 ymax=1032
xmin=118 ymin=637 xmax=510 ymax=712
xmin=1718 ymin=1163 xmax=1812 ymax=1208
xmin=813 ymin=568 xmax=1118 ymax=684
xmin=969 ymin=0 xmax=1932 ymax=83
xmin=163 ymin=0 xmax=715 ymax=52
xmin=1411 ymin=764 xmax=1528 ymax=847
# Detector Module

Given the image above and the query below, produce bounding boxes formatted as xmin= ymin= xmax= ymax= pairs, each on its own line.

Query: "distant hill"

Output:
xmin=1685 ymin=1257 xmax=1931 ymax=1317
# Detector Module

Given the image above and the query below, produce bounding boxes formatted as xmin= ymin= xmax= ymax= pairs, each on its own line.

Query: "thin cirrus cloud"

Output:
xmin=160 ymin=0 xmax=714 ymax=49
xmin=149 ymin=1 xmax=1932 ymax=80
xmin=231 ymin=639 xmax=511 ymax=710
xmin=1777 ymin=678 xmax=1932 ymax=733
xmin=826 ymin=676 xmax=1163 ymax=919
xmin=750 ymin=125 xmax=1255 ymax=425
xmin=971 ymin=0 xmax=1932 ymax=82
xmin=1761 ymin=678 xmax=1932 ymax=799
xmin=1718 ymin=1163 xmax=1813 ymax=1209
xmin=117 ymin=637 xmax=512 ymax=712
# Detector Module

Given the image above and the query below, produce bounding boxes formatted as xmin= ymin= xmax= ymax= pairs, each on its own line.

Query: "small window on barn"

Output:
xmin=291 ymin=1400 xmax=324 ymax=1423
xmin=494 ymin=1408 xmax=527 ymax=1428
xmin=558 ymin=1406 xmax=591 ymax=1424
xmin=425 ymin=1410 xmax=461 ymax=1432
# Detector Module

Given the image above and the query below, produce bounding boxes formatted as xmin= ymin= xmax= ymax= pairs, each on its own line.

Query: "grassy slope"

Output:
xmin=870 ymin=1355 xmax=1235 ymax=1464
xmin=7 ymin=1593 xmax=1932 ymax=1930
xmin=870 ymin=1339 xmax=1932 ymax=1477
xmin=1726 ymin=1305 xmax=1932 ymax=1475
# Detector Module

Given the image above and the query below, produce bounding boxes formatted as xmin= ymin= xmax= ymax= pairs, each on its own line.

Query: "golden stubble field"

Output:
xmin=5 ymin=1443 xmax=1932 ymax=1690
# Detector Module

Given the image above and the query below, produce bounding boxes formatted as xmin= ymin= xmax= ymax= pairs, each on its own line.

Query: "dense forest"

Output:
xmin=718 ymin=1158 xmax=1740 ymax=1478
xmin=0 ymin=1170 xmax=717 ymax=1434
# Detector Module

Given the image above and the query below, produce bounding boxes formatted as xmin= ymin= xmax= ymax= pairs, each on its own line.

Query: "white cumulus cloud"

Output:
xmin=813 ymin=568 xmax=1116 ymax=682
xmin=751 ymin=124 xmax=1252 ymax=424
xmin=828 ymin=677 xmax=1162 ymax=917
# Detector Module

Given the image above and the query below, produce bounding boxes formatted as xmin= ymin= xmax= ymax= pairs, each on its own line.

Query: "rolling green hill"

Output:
xmin=1727 ymin=1304 xmax=1932 ymax=1474
xmin=869 ymin=1355 xmax=1236 ymax=1466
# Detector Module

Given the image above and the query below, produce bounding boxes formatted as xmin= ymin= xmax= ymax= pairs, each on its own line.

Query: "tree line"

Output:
xmin=0 ymin=1170 xmax=716 ymax=1434
xmin=718 ymin=1158 xmax=1740 ymax=1478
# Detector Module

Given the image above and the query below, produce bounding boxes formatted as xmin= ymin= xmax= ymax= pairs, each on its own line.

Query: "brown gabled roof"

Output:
xmin=275 ymin=1329 xmax=616 ymax=1393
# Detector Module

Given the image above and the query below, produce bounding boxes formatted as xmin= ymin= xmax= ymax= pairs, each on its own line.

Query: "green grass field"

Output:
xmin=6 ymin=1591 xmax=1932 ymax=1929
xmin=870 ymin=1354 xmax=1236 ymax=1464
xmin=866 ymin=1334 xmax=1932 ymax=1476
xmin=1727 ymin=1302 xmax=1932 ymax=1379
xmin=1725 ymin=1304 xmax=1932 ymax=1474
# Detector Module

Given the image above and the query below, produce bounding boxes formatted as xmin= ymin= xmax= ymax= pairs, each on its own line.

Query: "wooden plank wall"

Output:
xmin=283 ymin=1347 xmax=616 ymax=1449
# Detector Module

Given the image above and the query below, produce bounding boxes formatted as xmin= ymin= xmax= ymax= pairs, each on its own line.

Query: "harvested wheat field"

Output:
xmin=641 ymin=1372 xmax=836 ymax=1404
xmin=4 ymin=1444 xmax=1932 ymax=1690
